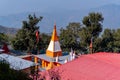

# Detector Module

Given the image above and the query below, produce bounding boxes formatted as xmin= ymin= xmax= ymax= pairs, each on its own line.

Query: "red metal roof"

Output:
xmin=40 ymin=52 xmax=120 ymax=80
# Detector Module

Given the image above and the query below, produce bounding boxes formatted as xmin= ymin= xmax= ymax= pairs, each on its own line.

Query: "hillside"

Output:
xmin=0 ymin=4 xmax=120 ymax=33
xmin=0 ymin=25 xmax=18 ymax=35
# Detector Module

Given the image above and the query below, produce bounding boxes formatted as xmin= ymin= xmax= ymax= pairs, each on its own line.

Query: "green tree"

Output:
xmin=79 ymin=12 xmax=104 ymax=53
xmin=11 ymin=14 xmax=43 ymax=52
xmin=59 ymin=22 xmax=81 ymax=51
xmin=0 ymin=33 xmax=8 ymax=45
xmin=93 ymin=37 xmax=102 ymax=52
xmin=82 ymin=12 xmax=103 ymax=37
xmin=40 ymin=33 xmax=51 ymax=49
xmin=101 ymin=29 xmax=115 ymax=52
xmin=113 ymin=29 xmax=120 ymax=52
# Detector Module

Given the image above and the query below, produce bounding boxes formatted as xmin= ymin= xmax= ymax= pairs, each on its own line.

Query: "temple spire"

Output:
xmin=51 ymin=23 xmax=58 ymax=41
xmin=46 ymin=24 xmax=62 ymax=58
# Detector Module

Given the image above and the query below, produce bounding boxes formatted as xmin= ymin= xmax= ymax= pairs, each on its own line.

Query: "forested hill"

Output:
xmin=0 ymin=25 xmax=18 ymax=35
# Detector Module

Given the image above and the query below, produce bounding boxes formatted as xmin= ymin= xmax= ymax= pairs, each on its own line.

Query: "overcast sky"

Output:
xmin=0 ymin=0 xmax=120 ymax=16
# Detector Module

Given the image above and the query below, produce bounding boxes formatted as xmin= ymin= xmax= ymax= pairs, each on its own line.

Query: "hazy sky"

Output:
xmin=0 ymin=0 xmax=120 ymax=16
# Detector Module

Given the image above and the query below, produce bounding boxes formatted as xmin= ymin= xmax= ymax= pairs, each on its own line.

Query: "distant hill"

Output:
xmin=0 ymin=25 xmax=19 ymax=35
xmin=0 ymin=4 xmax=120 ymax=33
xmin=90 ymin=4 xmax=120 ymax=29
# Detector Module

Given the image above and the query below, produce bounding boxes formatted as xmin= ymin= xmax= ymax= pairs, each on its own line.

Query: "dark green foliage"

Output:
xmin=112 ymin=29 xmax=120 ymax=52
xmin=0 ymin=60 xmax=32 ymax=80
xmin=82 ymin=12 xmax=103 ymax=37
xmin=59 ymin=22 xmax=81 ymax=51
xmin=79 ymin=12 xmax=120 ymax=53
xmin=11 ymin=14 xmax=43 ymax=52
xmin=59 ymin=13 xmax=104 ymax=53
xmin=101 ymin=29 xmax=115 ymax=52
xmin=40 ymin=33 xmax=51 ymax=49
xmin=92 ymin=37 xmax=102 ymax=52
xmin=92 ymin=28 xmax=120 ymax=53
xmin=79 ymin=12 xmax=104 ymax=53
xmin=0 ymin=33 xmax=8 ymax=44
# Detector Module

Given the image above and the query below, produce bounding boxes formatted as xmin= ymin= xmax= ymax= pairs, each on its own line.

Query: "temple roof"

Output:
xmin=0 ymin=54 xmax=35 ymax=70
xmin=36 ymin=53 xmax=71 ymax=64
xmin=40 ymin=52 xmax=120 ymax=80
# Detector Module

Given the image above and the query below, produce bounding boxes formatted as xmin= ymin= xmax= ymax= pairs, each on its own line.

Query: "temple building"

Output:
xmin=35 ymin=24 xmax=70 ymax=70
xmin=22 ymin=24 xmax=73 ymax=70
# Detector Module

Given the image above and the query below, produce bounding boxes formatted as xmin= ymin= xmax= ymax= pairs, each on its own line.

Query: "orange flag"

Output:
xmin=89 ymin=38 xmax=93 ymax=48
xmin=35 ymin=30 xmax=39 ymax=43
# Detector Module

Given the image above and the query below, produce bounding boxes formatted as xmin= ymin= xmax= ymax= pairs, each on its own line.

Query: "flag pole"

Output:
xmin=89 ymin=37 xmax=93 ymax=54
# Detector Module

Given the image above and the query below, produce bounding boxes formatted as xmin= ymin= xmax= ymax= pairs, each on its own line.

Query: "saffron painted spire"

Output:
xmin=51 ymin=24 xmax=58 ymax=41
xmin=46 ymin=24 xmax=62 ymax=58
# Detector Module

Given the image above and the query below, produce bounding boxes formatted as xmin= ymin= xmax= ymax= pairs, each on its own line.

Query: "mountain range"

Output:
xmin=0 ymin=4 xmax=120 ymax=33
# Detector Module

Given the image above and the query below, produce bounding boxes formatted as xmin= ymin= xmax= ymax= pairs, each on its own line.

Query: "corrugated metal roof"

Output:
xmin=36 ymin=54 xmax=71 ymax=64
xmin=0 ymin=54 xmax=35 ymax=70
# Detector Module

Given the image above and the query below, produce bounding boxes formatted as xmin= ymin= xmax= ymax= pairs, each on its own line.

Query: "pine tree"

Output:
xmin=11 ymin=14 xmax=43 ymax=53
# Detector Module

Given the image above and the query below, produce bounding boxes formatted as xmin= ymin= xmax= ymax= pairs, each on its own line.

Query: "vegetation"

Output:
xmin=40 ymin=33 xmax=51 ymax=49
xmin=59 ymin=22 xmax=81 ymax=51
xmin=8 ymin=12 xmax=120 ymax=54
xmin=11 ymin=14 xmax=43 ymax=52
xmin=80 ymin=12 xmax=104 ymax=52
xmin=0 ymin=33 xmax=8 ymax=45
xmin=59 ymin=12 xmax=104 ymax=53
